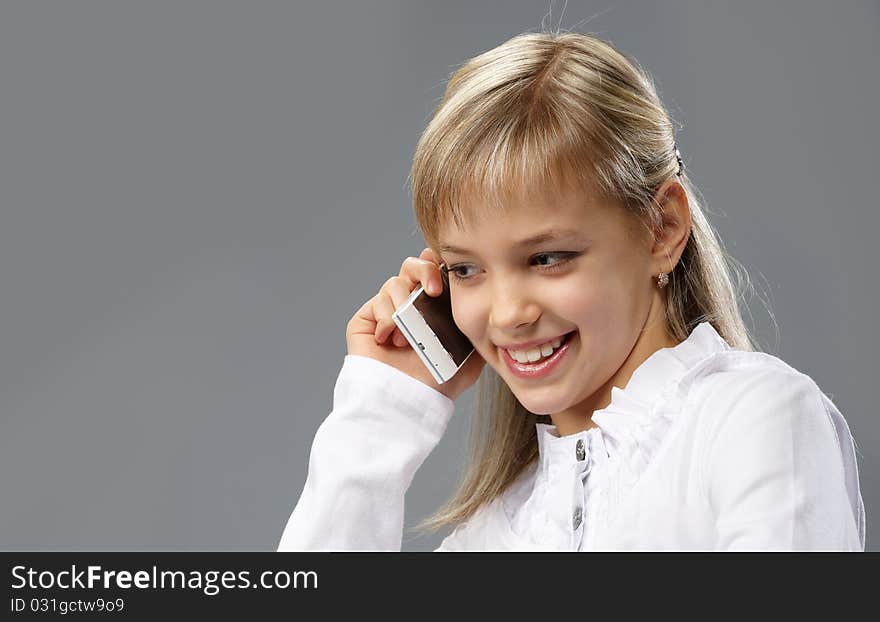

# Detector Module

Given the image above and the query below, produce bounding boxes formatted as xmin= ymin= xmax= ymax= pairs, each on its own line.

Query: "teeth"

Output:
xmin=507 ymin=336 xmax=564 ymax=364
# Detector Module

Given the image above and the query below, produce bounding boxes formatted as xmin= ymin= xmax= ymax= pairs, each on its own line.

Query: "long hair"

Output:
xmin=407 ymin=31 xmax=762 ymax=534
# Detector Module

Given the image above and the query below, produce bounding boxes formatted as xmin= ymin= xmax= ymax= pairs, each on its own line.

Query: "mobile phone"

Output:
xmin=391 ymin=264 xmax=475 ymax=384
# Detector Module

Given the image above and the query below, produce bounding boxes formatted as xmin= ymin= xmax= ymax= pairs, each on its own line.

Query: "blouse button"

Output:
xmin=572 ymin=507 xmax=583 ymax=530
xmin=576 ymin=438 xmax=586 ymax=461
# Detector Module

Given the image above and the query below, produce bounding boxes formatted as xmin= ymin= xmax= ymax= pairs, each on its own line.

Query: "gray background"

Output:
xmin=1 ymin=0 xmax=876 ymax=551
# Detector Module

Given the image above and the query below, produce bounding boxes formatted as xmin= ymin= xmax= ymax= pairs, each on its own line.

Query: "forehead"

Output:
xmin=437 ymin=182 xmax=616 ymax=247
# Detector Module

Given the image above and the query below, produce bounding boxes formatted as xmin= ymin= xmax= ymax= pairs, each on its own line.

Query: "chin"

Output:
xmin=511 ymin=389 xmax=571 ymax=417
xmin=485 ymin=363 xmax=565 ymax=413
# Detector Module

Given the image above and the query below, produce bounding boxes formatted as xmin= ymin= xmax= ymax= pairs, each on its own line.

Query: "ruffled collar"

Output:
xmin=535 ymin=321 xmax=732 ymax=477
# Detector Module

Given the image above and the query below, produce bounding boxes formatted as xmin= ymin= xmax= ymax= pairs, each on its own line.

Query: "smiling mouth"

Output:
xmin=500 ymin=331 xmax=575 ymax=361
xmin=497 ymin=330 xmax=577 ymax=379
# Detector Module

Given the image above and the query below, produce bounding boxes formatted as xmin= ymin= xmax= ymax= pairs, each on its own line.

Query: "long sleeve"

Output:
xmin=277 ymin=354 xmax=455 ymax=551
xmin=702 ymin=367 xmax=864 ymax=551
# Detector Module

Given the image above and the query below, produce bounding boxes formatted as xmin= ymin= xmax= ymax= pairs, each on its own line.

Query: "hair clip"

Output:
xmin=674 ymin=143 xmax=684 ymax=177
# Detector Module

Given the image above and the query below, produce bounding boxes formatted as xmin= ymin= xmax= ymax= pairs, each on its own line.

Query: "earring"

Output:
xmin=657 ymin=271 xmax=669 ymax=288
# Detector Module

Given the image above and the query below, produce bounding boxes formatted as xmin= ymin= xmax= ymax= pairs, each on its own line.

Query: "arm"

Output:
xmin=277 ymin=354 xmax=455 ymax=551
xmin=701 ymin=368 xmax=863 ymax=551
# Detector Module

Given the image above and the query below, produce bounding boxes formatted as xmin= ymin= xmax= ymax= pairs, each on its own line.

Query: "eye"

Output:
xmin=532 ymin=252 xmax=578 ymax=271
xmin=445 ymin=263 xmax=478 ymax=282
xmin=446 ymin=252 xmax=579 ymax=283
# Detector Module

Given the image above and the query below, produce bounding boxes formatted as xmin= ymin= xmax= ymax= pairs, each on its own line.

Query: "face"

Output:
xmin=436 ymin=183 xmax=663 ymax=423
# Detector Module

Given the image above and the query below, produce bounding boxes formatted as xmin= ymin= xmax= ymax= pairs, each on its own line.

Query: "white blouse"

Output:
xmin=277 ymin=322 xmax=866 ymax=551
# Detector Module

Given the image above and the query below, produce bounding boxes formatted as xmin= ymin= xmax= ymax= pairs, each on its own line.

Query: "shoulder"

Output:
xmin=678 ymin=350 xmax=848 ymax=490
xmin=679 ymin=350 xmax=839 ymax=461
xmin=678 ymin=351 xmax=865 ymax=549
xmin=682 ymin=349 xmax=830 ymax=421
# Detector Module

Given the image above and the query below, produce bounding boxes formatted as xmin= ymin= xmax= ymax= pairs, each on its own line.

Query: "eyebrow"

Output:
xmin=438 ymin=228 xmax=585 ymax=255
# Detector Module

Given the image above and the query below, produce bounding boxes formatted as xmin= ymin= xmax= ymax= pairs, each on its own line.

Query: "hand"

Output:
xmin=346 ymin=247 xmax=485 ymax=401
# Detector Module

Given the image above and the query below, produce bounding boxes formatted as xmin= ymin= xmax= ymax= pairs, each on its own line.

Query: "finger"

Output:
xmin=393 ymin=331 xmax=408 ymax=347
xmin=418 ymin=248 xmax=445 ymax=295
xmin=347 ymin=296 xmax=379 ymax=336
xmin=382 ymin=276 xmax=418 ymax=312
xmin=400 ymin=256 xmax=443 ymax=296
xmin=419 ymin=246 xmax=440 ymax=265
xmin=371 ymin=293 xmax=397 ymax=343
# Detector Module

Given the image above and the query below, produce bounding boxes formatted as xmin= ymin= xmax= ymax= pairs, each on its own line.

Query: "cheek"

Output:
xmin=450 ymin=295 xmax=483 ymax=339
xmin=588 ymin=253 xmax=645 ymax=299
xmin=554 ymin=271 xmax=638 ymax=331
xmin=552 ymin=273 xmax=611 ymax=314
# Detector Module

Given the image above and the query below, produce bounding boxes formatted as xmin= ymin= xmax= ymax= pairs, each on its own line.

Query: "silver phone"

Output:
xmin=391 ymin=264 xmax=475 ymax=384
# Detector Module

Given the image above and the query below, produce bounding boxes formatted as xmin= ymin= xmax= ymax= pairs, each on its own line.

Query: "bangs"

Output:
xmin=413 ymin=96 xmax=604 ymax=247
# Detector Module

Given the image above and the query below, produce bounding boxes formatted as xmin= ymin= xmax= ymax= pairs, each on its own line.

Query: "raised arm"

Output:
xmin=277 ymin=355 xmax=455 ymax=551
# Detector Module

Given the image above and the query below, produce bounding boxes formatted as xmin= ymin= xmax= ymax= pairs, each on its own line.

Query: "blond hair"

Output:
xmin=407 ymin=31 xmax=762 ymax=535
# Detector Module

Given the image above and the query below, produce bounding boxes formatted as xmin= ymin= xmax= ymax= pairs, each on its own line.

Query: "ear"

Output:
xmin=649 ymin=178 xmax=692 ymax=275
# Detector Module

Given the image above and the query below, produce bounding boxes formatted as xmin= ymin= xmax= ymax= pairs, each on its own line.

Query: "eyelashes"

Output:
xmin=445 ymin=252 xmax=579 ymax=283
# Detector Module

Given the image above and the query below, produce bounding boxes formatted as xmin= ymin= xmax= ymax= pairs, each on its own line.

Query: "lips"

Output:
xmin=500 ymin=331 xmax=575 ymax=379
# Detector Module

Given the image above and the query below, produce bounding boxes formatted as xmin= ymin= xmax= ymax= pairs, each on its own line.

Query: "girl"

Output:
xmin=277 ymin=31 xmax=865 ymax=551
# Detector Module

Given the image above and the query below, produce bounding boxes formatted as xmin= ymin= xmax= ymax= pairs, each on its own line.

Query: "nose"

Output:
xmin=488 ymin=282 xmax=541 ymax=333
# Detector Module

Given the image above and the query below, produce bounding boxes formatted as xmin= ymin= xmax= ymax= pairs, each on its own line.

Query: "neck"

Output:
xmin=550 ymin=298 xmax=678 ymax=437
